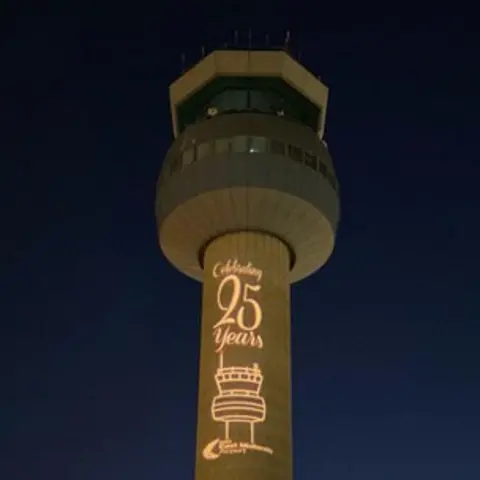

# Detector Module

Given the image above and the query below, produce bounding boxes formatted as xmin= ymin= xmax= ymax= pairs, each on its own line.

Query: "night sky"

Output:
xmin=3 ymin=9 xmax=480 ymax=480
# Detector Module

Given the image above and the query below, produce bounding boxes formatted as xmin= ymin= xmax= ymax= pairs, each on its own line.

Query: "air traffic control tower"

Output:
xmin=156 ymin=49 xmax=340 ymax=480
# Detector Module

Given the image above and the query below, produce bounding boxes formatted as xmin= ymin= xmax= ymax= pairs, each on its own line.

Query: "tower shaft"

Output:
xmin=197 ymin=231 xmax=292 ymax=480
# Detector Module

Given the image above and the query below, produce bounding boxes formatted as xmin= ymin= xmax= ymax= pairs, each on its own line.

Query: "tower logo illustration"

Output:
xmin=202 ymin=260 xmax=273 ymax=460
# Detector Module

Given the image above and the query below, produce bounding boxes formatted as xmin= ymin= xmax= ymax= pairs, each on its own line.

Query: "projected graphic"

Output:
xmin=202 ymin=260 xmax=273 ymax=460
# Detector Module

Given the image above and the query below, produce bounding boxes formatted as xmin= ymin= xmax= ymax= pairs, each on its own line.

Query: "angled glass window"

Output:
xmin=270 ymin=139 xmax=285 ymax=155
xmin=211 ymin=89 xmax=249 ymax=112
xmin=288 ymin=144 xmax=303 ymax=163
xmin=304 ymin=151 xmax=317 ymax=171
xmin=232 ymin=136 xmax=248 ymax=153
xmin=249 ymin=136 xmax=267 ymax=153
xmin=182 ymin=148 xmax=195 ymax=167
xmin=215 ymin=138 xmax=231 ymax=154
xmin=228 ymin=89 xmax=249 ymax=111
xmin=170 ymin=155 xmax=183 ymax=175
xmin=249 ymin=90 xmax=278 ymax=114
xmin=318 ymin=161 xmax=327 ymax=177
xmin=197 ymin=141 xmax=213 ymax=161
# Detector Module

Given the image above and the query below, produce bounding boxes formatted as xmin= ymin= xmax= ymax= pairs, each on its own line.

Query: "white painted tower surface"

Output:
xmin=156 ymin=49 xmax=340 ymax=480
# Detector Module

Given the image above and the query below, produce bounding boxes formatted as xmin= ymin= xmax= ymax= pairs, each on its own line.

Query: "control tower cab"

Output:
xmin=156 ymin=49 xmax=340 ymax=284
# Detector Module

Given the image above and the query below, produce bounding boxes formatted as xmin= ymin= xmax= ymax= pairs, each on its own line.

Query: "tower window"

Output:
xmin=232 ymin=136 xmax=248 ymax=153
xmin=211 ymin=89 xmax=249 ymax=113
xmin=318 ymin=162 xmax=327 ymax=177
xmin=197 ymin=142 xmax=212 ymax=161
xmin=305 ymin=151 xmax=317 ymax=171
xmin=215 ymin=138 xmax=231 ymax=154
xmin=182 ymin=148 xmax=195 ymax=166
xmin=170 ymin=155 xmax=183 ymax=175
xmin=288 ymin=145 xmax=303 ymax=163
xmin=249 ymin=89 xmax=277 ymax=113
xmin=176 ymin=77 xmax=321 ymax=133
xmin=270 ymin=139 xmax=285 ymax=155
xmin=249 ymin=136 xmax=267 ymax=153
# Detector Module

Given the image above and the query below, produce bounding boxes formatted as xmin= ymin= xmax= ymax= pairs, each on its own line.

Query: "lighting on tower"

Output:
xmin=156 ymin=45 xmax=339 ymax=480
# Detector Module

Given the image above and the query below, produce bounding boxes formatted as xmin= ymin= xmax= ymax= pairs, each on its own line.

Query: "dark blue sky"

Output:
xmin=3 ymin=9 xmax=480 ymax=480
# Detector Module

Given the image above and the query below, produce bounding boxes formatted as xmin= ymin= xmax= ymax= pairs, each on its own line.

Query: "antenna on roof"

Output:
xmin=201 ymin=45 xmax=205 ymax=58
xmin=284 ymin=30 xmax=291 ymax=50
xmin=234 ymin=30 xmax=239 ymax=46
xmin=248 ymin=29 xmax=252 ymax=48
xmin=265 ymin=33 xmax=270 ymax=46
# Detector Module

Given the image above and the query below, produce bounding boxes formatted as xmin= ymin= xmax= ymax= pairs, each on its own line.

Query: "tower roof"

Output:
xmin=169 ymin=49 xmax=329 ymax=139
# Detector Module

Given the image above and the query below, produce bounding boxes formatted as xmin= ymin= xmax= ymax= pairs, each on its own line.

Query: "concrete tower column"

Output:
xmin=196 ymin=231 xmax=291 ymax=480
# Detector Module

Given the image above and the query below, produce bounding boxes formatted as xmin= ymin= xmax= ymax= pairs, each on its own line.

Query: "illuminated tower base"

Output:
xmin=197 ymin=231 xmax=291 ymax=479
